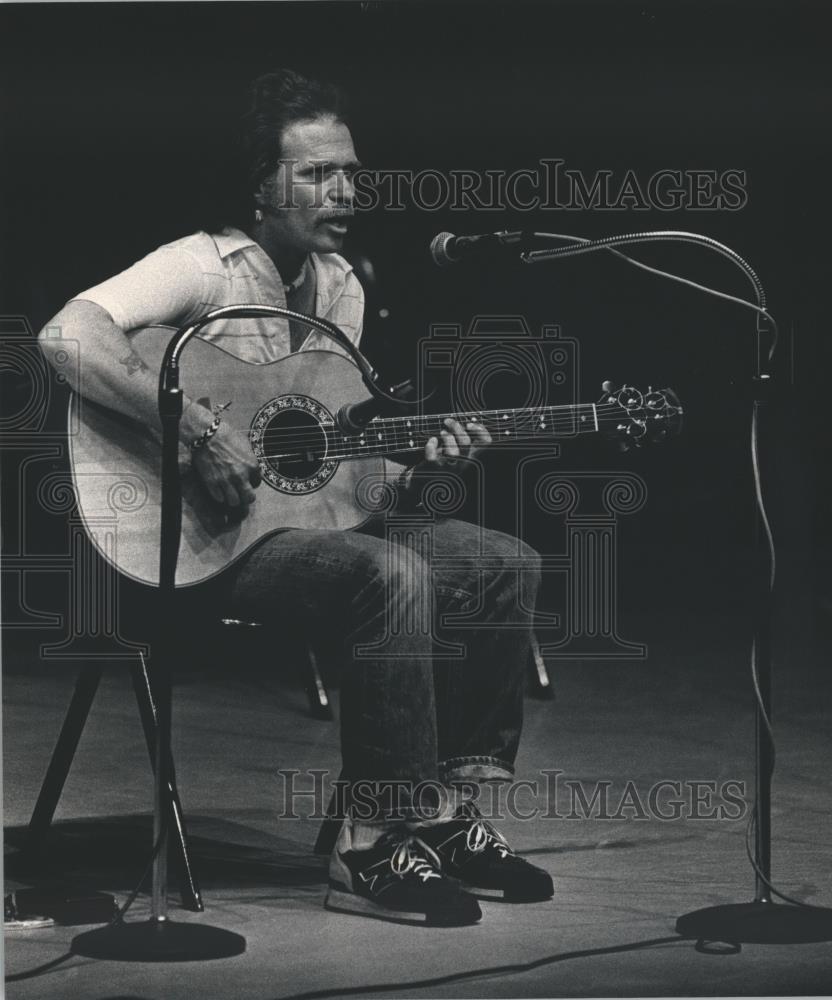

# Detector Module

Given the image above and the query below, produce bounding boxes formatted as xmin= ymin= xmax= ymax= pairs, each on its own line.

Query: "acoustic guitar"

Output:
xmin=69 ymin=325 xmax=682 ymax=586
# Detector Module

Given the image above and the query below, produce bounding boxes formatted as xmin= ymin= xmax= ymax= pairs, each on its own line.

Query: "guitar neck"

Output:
xmin=331 ymin=402 xmax=602 ymax=459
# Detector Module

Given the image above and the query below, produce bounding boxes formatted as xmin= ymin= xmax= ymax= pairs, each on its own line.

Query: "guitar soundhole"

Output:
xmin=264 ymin=409 xmax=325 ymax=480
xmin=250 ymin=394 xmax=339 ymax=495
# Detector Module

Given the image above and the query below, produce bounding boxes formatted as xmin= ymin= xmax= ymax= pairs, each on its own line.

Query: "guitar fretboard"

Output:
xmin=327 ymin=402 xmax=601 ymax=460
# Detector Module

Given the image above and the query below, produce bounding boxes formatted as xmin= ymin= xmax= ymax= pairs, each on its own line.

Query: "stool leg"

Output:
xmin=131 ymin=653 xmax=204 ymax=913
xmin=303 ymin=642 xmax=333 ymax=721
xmin=27 ymin=665 xmax=103 ymax=847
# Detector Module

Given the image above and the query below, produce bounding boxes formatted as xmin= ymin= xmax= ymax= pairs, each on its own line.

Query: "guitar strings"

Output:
xmin=255 ymin=415 xmax=621 ymax=449
xmin=255 ymin=410 xmax=672 ymax=449
xmin=255 ymin=409 xmax=676 ymax=462
xmin=254 ymin=404 xmax=675 ymax=451
xmin=256 ymin=410 xmax=600 ymax=444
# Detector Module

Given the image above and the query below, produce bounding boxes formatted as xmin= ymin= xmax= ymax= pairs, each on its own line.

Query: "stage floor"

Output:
xmin=5 ymin=612 xmax=832 ymax=998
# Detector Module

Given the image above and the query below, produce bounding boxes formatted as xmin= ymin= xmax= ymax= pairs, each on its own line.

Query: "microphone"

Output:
xmin=430 ymin=230 xmax=525 ymax=267
xmin=336 ymin=379 xmax=416 ymax=435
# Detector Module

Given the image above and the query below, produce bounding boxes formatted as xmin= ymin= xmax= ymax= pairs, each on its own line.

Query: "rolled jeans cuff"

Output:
xmin=439 ymin=756 xmax=515 ymax=784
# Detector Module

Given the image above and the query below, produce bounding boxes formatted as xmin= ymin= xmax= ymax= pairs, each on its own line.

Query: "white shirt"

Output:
xmin=74 ymin=226 xmax=365 ymax=363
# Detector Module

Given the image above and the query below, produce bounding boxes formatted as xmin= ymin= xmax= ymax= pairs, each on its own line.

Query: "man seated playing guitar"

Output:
xmin=39 ymin=68 xmax=553 ymax=926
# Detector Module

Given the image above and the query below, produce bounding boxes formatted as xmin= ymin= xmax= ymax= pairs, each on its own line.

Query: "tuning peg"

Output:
xmin=601 ymin=380 xmax=616 ymax=394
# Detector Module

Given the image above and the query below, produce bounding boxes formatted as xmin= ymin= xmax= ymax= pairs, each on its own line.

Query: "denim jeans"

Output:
xmin=227 ymin=514 xmax=541 ymax=818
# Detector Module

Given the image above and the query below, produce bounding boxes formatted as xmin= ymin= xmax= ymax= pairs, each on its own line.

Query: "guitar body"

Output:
xmin=69 ymin=327 xmax=386 ymax=587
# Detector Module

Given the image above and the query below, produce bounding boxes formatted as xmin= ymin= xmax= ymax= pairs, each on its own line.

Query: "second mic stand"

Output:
xmin=523 ymin=230 xmax=832 ymax=945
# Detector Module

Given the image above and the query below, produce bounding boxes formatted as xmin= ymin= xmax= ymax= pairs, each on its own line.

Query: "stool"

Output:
xmin=25 ymin=618 xmax=333 ymax=912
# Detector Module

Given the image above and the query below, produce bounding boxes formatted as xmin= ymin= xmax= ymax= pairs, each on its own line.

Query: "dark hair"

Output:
xmin=199 ymin=68 xmax=349 ymax=233
xmin=241 ymin=68 xmax=349 ymax=193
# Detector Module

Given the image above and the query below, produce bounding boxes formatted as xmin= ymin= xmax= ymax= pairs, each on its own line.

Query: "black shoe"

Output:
xmin=421 ymin=802 xmax=554 ymax=902
xmin=326 ymin=827 xmax=482 ymax=926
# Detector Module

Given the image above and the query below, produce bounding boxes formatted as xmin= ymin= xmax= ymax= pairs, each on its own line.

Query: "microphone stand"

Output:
xmin=523 ymin=231 xmax=832 ymax=945
xmin=72 ymin=304 xmax=395 ymax=961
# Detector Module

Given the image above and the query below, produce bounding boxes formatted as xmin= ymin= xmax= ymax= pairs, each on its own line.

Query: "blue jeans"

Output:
xmin=228 ymin=514 xmax=541 ymax=816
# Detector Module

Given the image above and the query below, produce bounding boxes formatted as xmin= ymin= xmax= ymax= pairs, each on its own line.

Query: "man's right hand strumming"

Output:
xmin=191 ymin=420 xmax=262 ymax=512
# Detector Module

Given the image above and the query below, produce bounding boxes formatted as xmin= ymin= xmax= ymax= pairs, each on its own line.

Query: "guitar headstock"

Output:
xmin=597 ymin=382 xmax=683 ymax=450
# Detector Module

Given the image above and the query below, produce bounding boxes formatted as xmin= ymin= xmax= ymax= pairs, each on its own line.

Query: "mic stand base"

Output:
xmin=676 ymin=900 xmax=832 ymax=945
xmin=71 ymin=918 xmax=246 ymax=962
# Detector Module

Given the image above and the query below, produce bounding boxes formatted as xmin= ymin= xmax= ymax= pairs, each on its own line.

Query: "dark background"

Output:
xmin=1 ymin=0 xmax=830 ymax=691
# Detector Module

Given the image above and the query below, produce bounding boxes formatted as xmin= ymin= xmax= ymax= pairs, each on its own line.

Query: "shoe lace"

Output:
xmin=389 ymin=835 xmax=443 ymax=883
xmin=459 ymin=802 xmax=515 ymax=859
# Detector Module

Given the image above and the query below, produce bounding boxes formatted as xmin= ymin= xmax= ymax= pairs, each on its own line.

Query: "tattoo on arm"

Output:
xmin=119 ymin=350 xmax=150 ymax=376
